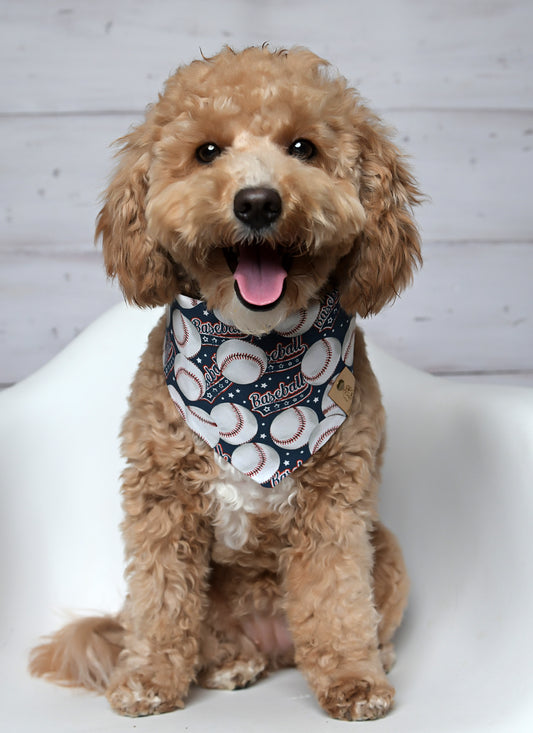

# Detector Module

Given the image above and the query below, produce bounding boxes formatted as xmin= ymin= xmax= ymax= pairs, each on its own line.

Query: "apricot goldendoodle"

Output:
xmin=30 ymin=46 xmax=421 ymax=721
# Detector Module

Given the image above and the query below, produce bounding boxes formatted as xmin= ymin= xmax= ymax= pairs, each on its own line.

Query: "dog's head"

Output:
xmin=97 ymin=46 xmax=422 ymax=334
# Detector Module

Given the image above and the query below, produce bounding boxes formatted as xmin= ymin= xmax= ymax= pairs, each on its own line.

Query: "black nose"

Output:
xmin=233 ymin=187 xmax=282 ymax=230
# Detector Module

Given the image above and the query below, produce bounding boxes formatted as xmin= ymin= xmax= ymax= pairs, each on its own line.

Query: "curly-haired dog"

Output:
xmin=30 ymin=46 xmax=421 ymax=721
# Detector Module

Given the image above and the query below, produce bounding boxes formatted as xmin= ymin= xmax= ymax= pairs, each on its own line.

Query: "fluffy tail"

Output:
xmin=29 ymin=615 xmax=124 ymax=692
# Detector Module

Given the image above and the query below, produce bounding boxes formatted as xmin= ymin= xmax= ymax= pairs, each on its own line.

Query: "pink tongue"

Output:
xmin=234 ymin=246 xmax=287 ymax=307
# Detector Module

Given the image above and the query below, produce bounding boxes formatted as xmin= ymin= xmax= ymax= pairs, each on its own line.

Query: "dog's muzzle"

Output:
xmin=226 ymin=187 xmax=288 ymax=311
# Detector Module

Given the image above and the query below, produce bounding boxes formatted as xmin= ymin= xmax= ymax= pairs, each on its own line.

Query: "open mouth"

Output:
xmin=224 ymin=244 xmax=292 ymax=311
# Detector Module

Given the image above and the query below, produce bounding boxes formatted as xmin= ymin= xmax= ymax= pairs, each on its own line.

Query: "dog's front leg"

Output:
xmin=284 ymin=505 xmax=393 ymax=721
xmin=106 ymin=465 xmax=212 ymax=717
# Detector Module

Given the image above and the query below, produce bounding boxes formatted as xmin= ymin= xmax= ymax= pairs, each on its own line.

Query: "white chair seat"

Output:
xmin=1 ymin=303 xmax=532 ymax=732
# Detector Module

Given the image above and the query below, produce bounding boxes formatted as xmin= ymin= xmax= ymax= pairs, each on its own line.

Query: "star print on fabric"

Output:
xmin=164 ymin=291 xmax=355 ymax=487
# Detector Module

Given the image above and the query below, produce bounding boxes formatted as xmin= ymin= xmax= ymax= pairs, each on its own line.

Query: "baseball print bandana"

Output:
xmin=163 ymin=291 xmax=357 ymax=488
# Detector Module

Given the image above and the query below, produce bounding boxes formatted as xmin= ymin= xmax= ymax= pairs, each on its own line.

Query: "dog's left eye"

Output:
xmin=288 ymin=138 xmax=317 ymax=161
xmin=195 ymin=142 xmax=222 ymax=164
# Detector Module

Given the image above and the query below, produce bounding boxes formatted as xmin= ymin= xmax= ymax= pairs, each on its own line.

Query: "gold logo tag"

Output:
xmin=327 ymin=366 xmax=355 ymax=416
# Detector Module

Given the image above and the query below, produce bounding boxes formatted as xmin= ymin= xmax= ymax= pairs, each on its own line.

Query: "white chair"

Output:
xmin=1 ymin=303 xmax=532 ymax=732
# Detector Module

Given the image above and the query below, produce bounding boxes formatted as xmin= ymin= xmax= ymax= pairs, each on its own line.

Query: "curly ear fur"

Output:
xmin=338 ymin=114 xmax=422 ymax=317
xmin=96 ymin=131 xmax=181 ymax=307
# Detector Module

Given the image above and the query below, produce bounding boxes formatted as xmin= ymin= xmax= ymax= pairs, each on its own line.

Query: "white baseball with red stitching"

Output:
xmin=187 ymin=404 xmax=220 ymax=448
xmin=174 ymin=354 xmax=206 ymax=400
xmin=301 ymin=337 xmax=341 ymax=386
xmin=211 ymin=402 xmax=258 ymax=445
xmin=172 ymin=310 xmax=201 ymax=358
xmin=167 ymin=384 xmax=188 ymax=421
xmin=176 ymin=294 xmax=202 ymax=309
xmin=341 ymin=317 xmax=357 ymax=367
xmin=231 ymin=442 xmax=280 ymax=484
xmin=216 ymin=339 xmax=268 ymax=385
xmin=274 ymin=301 xmax=320 ymax=337
xmin=270 ymin=406 xmax=319 ymax=450
xmin=308 ymin=413 xmax=346 ymax=455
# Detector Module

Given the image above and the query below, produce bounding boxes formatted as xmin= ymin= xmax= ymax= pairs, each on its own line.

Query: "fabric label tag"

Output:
xmin=328 ymin=367 xmax=355 ymax=415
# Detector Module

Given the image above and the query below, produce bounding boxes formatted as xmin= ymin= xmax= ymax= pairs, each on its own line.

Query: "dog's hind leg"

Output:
xmin=197 ymin=607 xmax=269 ymax=691
xmin=371 ymin=521 xmax=410 ymax=672
xmin=197 ymin=563 xmax=294 ymax=690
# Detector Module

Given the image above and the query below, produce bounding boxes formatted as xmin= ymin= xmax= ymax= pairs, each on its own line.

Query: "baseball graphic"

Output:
xmin=232 ymin=442 xmax=280 ymax=484
xmin=167 ymin=384 xmax=188 ymax=421
xmin=341 ymin=317 xmax=357 ymax=367
xmin=274 ymin=301 xmax=320 ymax=337
xmin=172 ymin=310 xmax=201 ymax=358
xmin=321 ymin=373 xmax=347 ymax=418
xmin=216 ymin=339 xmax=268 ymax=384
xmin=187 ymin=405 xmax=220 ymax=448
xmin=301 ymin=337 xmax=341 ymax=386
xmin=211 ymin=402 xmax=258 ymax=445
xmin=308 ymin=413 xmax=346 ymax=455
xmin=176 ymin=294 xmax=201 ymax=309
xmin=174 ymin=353 xmax=206 ymax=401
xmin=270 ymin=406 xmax=319 ymax=450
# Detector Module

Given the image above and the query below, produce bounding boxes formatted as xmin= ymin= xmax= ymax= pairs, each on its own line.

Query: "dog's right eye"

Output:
xmin=195 ymin=142 xmax=222 ymax=164
xmin=288 ymin=138 xmax=317 ymax=161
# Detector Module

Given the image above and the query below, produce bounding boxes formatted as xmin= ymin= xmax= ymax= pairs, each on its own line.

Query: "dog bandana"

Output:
xmin=163 ymin=291 xmax=357 ymax=487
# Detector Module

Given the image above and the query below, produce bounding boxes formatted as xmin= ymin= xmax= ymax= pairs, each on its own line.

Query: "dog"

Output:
xmin=30 ymin=45 xmax=421 ymax=721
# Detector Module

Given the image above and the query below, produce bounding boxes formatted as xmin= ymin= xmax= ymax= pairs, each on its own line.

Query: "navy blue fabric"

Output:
xmin=163 ymin=291 xmax=355 ymax=487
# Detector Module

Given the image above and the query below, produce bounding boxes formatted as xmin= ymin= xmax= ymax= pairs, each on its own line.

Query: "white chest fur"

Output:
xmin=208 ymin=453 xmax=296 ymax=551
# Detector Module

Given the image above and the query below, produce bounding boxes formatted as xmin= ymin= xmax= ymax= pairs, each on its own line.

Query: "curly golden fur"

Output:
xmin=30 ymin=46 xmax=421 ymax=721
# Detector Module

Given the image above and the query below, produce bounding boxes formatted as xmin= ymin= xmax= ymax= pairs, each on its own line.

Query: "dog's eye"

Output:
xmin=195 ymin=142 xmax=222 ymax=164
xmin=288 ymin=138 xmax=317 ymax=161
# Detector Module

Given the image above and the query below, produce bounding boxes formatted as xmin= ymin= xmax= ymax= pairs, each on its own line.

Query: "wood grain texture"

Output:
xmin=2 ymin=0 xmax=531 ymax=112
xmin=1 ymin=0 xmax=532 ymax=387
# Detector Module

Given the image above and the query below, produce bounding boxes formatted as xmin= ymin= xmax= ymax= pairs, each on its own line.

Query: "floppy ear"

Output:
xmin=96 ymin=129 xmax=181 ymax=307
xmin=337 ymin=115 xmax=422 ymax=317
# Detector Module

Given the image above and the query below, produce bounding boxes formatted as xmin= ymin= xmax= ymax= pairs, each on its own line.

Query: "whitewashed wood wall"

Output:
xmin=1 ymin=0 xmax=532 ymax=387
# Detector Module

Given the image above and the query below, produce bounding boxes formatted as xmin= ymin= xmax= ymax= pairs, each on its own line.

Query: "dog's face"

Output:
xmin=98 ymin=47 xmax=421 ymax=333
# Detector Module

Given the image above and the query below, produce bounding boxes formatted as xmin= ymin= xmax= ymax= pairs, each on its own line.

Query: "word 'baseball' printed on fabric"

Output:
xmin=163 ymin=291 xmax=357 ymax=487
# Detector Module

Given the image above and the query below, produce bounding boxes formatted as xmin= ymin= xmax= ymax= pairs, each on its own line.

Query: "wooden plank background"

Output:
xmin=1 ymin=0 xmax=532 ymax=387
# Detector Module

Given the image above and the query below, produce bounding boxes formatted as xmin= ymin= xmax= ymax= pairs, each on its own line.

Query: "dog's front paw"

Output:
xmin=106 ymin=670 xmax=186 ymax=717
xmin=318 ymin=678 xmax=395 ymax=721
